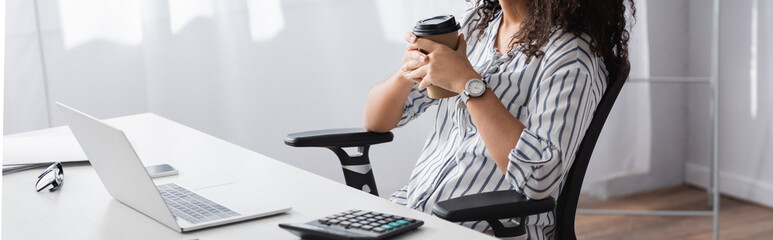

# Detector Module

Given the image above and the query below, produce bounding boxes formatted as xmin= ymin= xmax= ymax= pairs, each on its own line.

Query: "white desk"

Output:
xmin=2 ymin=113 xmax=493 ymax=239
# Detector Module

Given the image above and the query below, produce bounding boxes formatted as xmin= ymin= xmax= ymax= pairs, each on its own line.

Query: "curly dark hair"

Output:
xmin=468 ymin=0 xmax=635 ymax=82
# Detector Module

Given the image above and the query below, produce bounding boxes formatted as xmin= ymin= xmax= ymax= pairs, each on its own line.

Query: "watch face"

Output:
xmin=468 ymin=79 xmax=486 ymax=96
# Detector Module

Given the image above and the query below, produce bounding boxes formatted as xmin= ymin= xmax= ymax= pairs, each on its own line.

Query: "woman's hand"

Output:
xmin=405 ymin=33 xmax=482 ymax=94
xmin=400 ymin=33 xmax=429 ymax=85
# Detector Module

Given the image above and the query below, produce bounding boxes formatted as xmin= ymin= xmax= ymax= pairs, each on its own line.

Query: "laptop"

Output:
xmin=56 ymin=102 xmax=291 ymax=232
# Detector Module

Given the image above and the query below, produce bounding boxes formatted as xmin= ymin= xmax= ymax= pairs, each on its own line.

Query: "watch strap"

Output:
xmin=458 ymin=95 xmax=469 ymax=109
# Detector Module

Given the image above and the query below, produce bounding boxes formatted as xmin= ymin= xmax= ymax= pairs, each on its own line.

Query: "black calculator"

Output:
xmin=279 ymin=209 xmax=424 ymax=240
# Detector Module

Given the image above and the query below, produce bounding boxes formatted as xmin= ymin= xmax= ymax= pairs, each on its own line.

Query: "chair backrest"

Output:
xmin=554 ymin=60 xmax=630 ymax=239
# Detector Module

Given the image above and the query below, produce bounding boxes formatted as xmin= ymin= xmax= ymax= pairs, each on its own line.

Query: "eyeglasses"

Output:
xmin=36 ymin=162 xmax=64 ymax=192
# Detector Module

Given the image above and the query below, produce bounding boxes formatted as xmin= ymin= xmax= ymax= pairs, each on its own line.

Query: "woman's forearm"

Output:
xmin=363 ymin=70 xmax=416 ymax=133
xmin=466 ymin=88 xmax=525 ymax=173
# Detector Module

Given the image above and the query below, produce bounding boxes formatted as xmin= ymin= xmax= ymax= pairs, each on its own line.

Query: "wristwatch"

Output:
xmin=459 ymin=78 xmax=486 ymax=108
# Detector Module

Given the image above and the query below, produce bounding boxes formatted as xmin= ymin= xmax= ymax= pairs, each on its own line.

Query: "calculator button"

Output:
xmin=377 ymin=220 xmax=387 ymax=225
xmin=384 ymin=218 xmax=396 ymax=222
xmin=364 ymin=214 xmax=374 ymax=218
xmin=380 ymin=225 xmax=393 ymax=230
xmin=350 ymin=223 xmax=362 ymax=228
xmin=388 ymin=222 xmax=401 ymax=227
xmin=361 ymin=225 xmax=373 ymax=230
xmin=373 ymin=227 xmax=386 ymax=232
xmin=396 ymin=220 xmax=410 ymax=225
xmin=340 ymin=221 xmax=352 ymax=227
xmin=328 ymin=219 xmax=340 ymax=224
xmin=344 ymin=215 xmax=356 ymax=218
xmin=374 ymin=216 xmax=385 ymax=220
xmin=336 ymin=217 xmax=348 ymax=221
xmin=369 ymin=222 xmax=381 ymax=227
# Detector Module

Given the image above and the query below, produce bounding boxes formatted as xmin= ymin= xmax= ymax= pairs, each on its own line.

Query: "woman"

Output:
xmin=364 ymin=0 xmax=634 ymax=238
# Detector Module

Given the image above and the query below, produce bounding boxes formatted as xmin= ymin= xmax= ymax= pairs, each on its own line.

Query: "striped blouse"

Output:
xmin=388 ymin=8 xmax=608 ymax=240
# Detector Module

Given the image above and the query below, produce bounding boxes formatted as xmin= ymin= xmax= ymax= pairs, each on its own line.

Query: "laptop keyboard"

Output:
xmin=158 ymin=183 xmax=241 ymax=224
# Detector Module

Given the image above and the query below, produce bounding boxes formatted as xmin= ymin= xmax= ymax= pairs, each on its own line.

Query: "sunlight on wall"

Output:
xmin=750 ymin=0 xmax=758 ymax=119
xmin=168 ymin=0 xmax=214 ymax=34
xmin=374 ymin=0 xmax=409 ymax=44
xmin=246 ymin=0 xmax=284 ymax=42
xmin=58 ymin=0 xmax=142 ymax=49
xmin=375 ymin=0 xmax=468 ymax=44
xmin=1 ymin=0 xmax=6 ymax=230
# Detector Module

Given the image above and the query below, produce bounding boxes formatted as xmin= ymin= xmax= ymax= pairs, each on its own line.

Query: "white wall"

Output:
xmin=686 ymin=0 xmax=773 ymax=208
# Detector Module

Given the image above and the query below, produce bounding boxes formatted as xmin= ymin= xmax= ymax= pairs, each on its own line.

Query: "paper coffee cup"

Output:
xmin=413 ymin=15 xmax=462 ymax=99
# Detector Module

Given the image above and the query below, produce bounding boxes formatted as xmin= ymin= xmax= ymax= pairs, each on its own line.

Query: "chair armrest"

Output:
xmin=432 ymin=190 xmax=555 ymax=222
xmin=284 ymin=128 xmax=394 ymax=148
xmin=284 ymin=128 xmax=393 ymax=196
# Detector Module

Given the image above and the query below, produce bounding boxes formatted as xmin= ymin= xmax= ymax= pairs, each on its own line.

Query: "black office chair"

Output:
xmin=285 ymin=61 xmax=630 ymax=239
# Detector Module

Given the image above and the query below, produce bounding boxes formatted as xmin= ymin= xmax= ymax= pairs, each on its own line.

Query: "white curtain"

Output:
xmin=5 ymin=0 xmax=651 ymax=198
xmin=5 ymin=0 xmax=445 ymax=197
xmin=584 ymin=0 xmax=652 ymax=189
xmin=1 ymin=0 xmax=5 ymax=144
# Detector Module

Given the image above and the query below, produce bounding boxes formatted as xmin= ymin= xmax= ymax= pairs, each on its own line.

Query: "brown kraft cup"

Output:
xmin=412 ymin=15 xmax=462 ymax=99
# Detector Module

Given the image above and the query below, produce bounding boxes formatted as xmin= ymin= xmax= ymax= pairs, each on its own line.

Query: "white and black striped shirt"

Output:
xmin=389 ymin=8 xmax=607 ymax=240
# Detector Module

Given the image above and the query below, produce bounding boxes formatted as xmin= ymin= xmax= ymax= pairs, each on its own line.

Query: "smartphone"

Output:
xmin=145 ymin=164 xmax=178 ymax=178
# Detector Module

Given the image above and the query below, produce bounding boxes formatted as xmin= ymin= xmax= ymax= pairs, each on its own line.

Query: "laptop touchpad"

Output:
xmin=174 ymin=175 xmax=234 ymax=190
